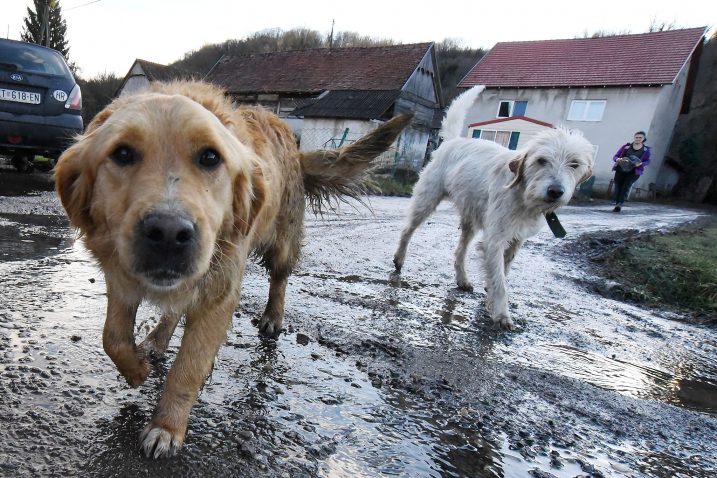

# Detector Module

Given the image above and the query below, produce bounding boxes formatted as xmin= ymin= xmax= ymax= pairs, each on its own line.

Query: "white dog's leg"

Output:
xmin=454 ymin=220 xmax=476 ymax=291
xmin=393 ymin=186 xmax=444 ymax=272
xmin=503 ymin=239 xmax=524 ymax=276
xmin=482 ymin=237 xmax=513 ymax=329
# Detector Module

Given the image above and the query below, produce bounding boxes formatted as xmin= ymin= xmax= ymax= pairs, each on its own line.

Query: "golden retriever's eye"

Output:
xmin=197 ymin=149 xmax=222 ymax=169
xmin=537 ymin=158 xmax=548 ymax=166
xmin=109 ymin=145 xmax=138 ymax=166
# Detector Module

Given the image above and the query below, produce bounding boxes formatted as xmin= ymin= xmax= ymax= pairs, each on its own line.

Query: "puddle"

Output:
xmin=224 ymin=325 xmax=631 ymax=478
xmin=0 ymin=213 xmax=71 ymax=262
xmin=529 ymin=344 xmax=717 ymax=415
xmin=295 ymin=271 xmax=429 ymax=291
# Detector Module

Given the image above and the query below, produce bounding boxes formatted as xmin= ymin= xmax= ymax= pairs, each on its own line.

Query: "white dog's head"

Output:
xmin=507 ymin=127 xmax=594 ymax=211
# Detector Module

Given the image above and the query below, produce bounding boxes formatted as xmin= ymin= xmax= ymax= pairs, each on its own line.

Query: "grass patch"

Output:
xmin=603 ymin=217 xmax=717 ymax=315
xmin=369 ymin=175 xmax=414 ymax=197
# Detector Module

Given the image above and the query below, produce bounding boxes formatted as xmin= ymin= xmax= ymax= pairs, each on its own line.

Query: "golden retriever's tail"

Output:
xmin=300 ymin=113 xmax=412 ymax=213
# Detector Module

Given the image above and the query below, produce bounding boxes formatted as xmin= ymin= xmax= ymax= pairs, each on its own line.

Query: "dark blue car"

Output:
xmin=0 ymin=38 xmax=83 ymax=171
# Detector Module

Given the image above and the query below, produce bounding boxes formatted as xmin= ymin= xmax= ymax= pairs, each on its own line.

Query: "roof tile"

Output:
xmin=459 ymin=28 xmax=707 ymax=88
xmin=206 ymin=43 xmax=432 ymax=93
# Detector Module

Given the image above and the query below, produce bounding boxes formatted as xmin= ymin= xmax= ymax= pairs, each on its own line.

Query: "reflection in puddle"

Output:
xmin=0 ymin=214 xmax=71 ymax=262
xmin=537 ymin=344 xmax=717 ymax=415
xmin=223 ymin=321 xmax=501 ymax=477
xmin=295 ymin=271 xmax=429 ymax=291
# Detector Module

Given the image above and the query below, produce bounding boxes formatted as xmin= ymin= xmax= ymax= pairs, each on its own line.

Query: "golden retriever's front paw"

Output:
xmin=257 ymin=315 xmax=283 ymax=339
xmin=140 ymin=424 xmax=184 ymax=458
xmin=106 ymin=343 xmax=151 ymax=388
xmin=122 ymin=359 xmax=151 ymax=388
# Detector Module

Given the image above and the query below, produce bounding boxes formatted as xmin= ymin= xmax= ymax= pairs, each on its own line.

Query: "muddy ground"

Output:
xmin=1 ymin=169 xmax=716 ymax=477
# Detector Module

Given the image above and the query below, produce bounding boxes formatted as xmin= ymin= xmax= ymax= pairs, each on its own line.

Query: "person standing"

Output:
xmin=611 ymin=131 xmax=651 ymax=212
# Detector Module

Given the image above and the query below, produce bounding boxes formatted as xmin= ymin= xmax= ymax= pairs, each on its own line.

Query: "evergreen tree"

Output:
xmin=21 ymin=0 xmax=71 ymax=60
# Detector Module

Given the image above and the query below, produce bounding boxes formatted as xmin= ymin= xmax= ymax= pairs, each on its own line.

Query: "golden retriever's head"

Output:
xmin=55 ymin=83 xmax=266 ymax=291
xmin=507 ymin=127 xmax=594 ymax=211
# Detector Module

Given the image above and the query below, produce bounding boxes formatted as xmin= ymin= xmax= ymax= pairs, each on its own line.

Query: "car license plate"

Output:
xmin=0 ymin=88 xmax=41 ymax=105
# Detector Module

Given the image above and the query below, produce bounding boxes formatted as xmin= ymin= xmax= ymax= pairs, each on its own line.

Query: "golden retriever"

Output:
xmin=54 ymin=81 xmax=410 ymax=457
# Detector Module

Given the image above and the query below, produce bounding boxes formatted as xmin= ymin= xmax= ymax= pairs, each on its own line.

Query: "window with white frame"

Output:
xmin=471 ymin=129 xmax=521 ymax=150
xmin=568 ymin=100 xmax=606 ymax=121
xmin=497 ymin=100 xmax=528 ymax=118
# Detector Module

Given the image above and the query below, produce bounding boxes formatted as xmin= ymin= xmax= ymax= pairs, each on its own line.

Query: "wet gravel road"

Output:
xmin=1 ymin=173 xmax=716 ymax=477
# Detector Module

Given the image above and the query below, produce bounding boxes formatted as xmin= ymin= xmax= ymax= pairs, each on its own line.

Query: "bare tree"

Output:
xmin=648 ymin=17 xmax=677 ymax=32
xmin=435 ymin=38 xmax=485 ymax=104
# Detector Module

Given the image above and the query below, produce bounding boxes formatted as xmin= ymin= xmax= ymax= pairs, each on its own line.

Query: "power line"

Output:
xmin=64 ymin=0 xmax=103 ymax=12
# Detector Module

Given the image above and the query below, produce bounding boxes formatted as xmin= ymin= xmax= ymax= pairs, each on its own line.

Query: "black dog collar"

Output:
xmin=545 ymin=212 xmax=566 ymax=238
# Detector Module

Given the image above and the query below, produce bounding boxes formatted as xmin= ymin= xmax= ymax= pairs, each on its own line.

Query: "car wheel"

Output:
xmin=34 ymin=157 xmax=56 ymax=172
xmin=11 ymin=155 xmax=34 ymax=173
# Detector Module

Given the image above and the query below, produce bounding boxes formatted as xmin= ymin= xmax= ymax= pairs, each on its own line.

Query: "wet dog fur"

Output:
xmin=55 ymin=81 xmax=410 ymax=457
xmin=393 ymin=86 xmax=594 ymax=329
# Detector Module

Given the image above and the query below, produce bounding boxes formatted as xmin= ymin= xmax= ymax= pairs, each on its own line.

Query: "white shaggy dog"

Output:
xmin=393 ymin=86 xmax=595 ymax=329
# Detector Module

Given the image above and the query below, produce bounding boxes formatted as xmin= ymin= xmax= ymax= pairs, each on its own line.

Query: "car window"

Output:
xmin=0 ymin=41 xmax=70 ymax=76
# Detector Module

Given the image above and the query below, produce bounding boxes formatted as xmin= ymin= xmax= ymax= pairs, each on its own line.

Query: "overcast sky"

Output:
xmin=4 ymin=0 xmax=716 ymax=78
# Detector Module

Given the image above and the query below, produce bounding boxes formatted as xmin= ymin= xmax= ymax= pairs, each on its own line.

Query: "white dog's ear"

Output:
xmin=578 ymin=168 xmax=593 ymax=184
xmin=506 ymin=153 xmax=527 ymax=188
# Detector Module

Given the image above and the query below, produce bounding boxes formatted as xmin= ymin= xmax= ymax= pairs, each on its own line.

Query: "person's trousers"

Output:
xmin=613 ymin=169 xmax=639 ymax=205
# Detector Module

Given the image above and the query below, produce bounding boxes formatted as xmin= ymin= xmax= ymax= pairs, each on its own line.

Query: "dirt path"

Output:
xmin=1 ymin=184 xmax=715 ymax=477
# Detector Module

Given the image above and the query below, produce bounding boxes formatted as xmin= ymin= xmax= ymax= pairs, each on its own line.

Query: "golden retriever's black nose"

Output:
xmin=136 ymin=213 xmax=197 ymax=283
xmin=547 ymin=185 xmax=564 ymax=200
xmin=141 ymin=214 xmax=196 ymax=248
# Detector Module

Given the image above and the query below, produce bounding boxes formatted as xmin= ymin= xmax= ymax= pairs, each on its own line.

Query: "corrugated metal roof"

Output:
xmin=206 ymin=43 xmax=432 ymax=93
xmin=290 ymin=90 xmax=400 ymax=119
xmin=459 ymin=27 xmax=707 ymax=88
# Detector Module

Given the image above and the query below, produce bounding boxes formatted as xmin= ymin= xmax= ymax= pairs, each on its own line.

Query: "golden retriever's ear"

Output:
xmin=506 ymin=153 xmax=527 ymax=188
xmin=84 ymin=99 xmax=121 ymax=134
xmin=54 ymin=142 xmax=96 ymax=233
xmin=233 ymin=164 xmax=267 ymax=237
xmin=54 ymin=100 xmax=121 ymax=232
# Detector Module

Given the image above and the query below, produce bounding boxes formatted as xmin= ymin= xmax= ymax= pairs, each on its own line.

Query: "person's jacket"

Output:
xmin=612 ymin=143 xmax=651 ymax=176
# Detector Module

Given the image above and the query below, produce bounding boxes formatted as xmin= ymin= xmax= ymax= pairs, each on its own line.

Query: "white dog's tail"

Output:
xmin=439 ymin=85 xmax=485 ymax=141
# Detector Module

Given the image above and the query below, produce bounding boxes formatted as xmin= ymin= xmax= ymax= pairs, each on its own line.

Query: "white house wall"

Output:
xmin=465 ymin=87 xmax=666 ymax=191
xmin=120 ymin=76 xmax=151 ymax=96
xmin=118 ymin=63 xmax=151 ymax=97
xmin=299 ymin=118 xmax=379 ymax=150
xmin=299 ymin=118 xmax=427 ymax=171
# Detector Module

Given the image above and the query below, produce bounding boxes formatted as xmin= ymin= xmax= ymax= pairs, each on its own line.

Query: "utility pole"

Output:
xmin=39 ymin=0 xmax=50 ymax=47
xmin=328 ymin=19 xmax=335 ymax=49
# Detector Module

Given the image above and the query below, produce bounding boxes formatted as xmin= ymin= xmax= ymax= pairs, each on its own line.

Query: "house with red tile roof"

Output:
xmin=205 ymin=43 xmax=443 ymax=172
xmin=457 ymin=27 xmax=708 ymax=195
